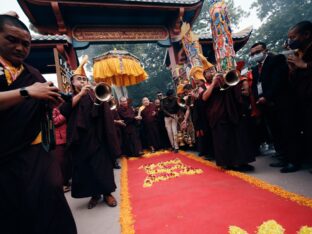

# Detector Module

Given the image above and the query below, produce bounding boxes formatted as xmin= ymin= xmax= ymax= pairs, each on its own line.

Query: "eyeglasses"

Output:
xmin=76 ymin=76 xmax=88 ymax=82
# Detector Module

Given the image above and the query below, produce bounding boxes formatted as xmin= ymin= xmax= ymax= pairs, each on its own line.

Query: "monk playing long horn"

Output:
xmin=201 ymin=0 xmax=256 ymax=171
xmin=60 ymin=55 xmax=120 ymax=209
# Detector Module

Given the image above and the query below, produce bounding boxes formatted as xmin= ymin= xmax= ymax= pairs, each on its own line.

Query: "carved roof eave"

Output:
xmin=199 ymin=26 xmax=253 ymax=42
xmin=29 ymin=34 xmax=72 ymax=50
xmin=31 ymin=34 xmax=71 ymax=42
xmin=19 ymin=0 xmax=202 ymax=7
xmin=18 ymin=0 xmax=204 ymax=35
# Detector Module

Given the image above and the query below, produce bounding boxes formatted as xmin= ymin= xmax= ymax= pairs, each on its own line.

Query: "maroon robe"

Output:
xmin=60 ymin=93 xmax=120 ymax=198
xmin=0 ymin=63 xmax=76 ymax=234
xmin=155 ymin=104 xmax=171 ymax=148
xmin=118 ymin=105 xmax=142 ymax=156
xmin=141 ymin=104 xmax=161 ymax=150
xmin=205 ymin=83 xmax=255 ymax=167
xmin=288 ymin=43 xmax=312 ymax=164
xmin=111 ymin=109 xmax=123 ymax=153
xmin=193 ymin=88 xmax=214 ymax=157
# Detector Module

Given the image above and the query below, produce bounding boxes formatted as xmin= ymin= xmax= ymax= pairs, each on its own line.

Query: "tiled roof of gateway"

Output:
xmin=31 ymin=34 xmax=71 ymax=42
xmin=200 ymin=26 xmax=253 ymax=40
xmin=122 ymin=0 xmax=201 ymax=4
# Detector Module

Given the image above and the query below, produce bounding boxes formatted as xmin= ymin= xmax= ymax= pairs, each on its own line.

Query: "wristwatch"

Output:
xmin=19 ymin=87 xmax=30 ymax=99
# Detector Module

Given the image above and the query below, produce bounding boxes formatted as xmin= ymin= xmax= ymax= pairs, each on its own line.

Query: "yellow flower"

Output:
xmin=257 ymin=220 xmax=285 ymax=234
xmin=229 ymin=226 xmax=248 ymax=234
xmin=298 ymin=226 xmax=312 ymax=234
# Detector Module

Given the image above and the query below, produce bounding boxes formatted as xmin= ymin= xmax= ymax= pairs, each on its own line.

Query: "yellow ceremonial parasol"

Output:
xmin=93 ymin=50 xmax=148 ymax=86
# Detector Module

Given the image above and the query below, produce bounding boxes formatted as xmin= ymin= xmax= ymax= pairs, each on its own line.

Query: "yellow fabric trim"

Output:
xmin=4 ymin=69 xmax=12 ymax=85
xmin=0 ymin=56 xmax=24 ymax=85
xmin=179 ymin=151 xmax=312 ymax=208
xmin=120 ymin=157 xmax=135 ymax=234
xmin=190 ymin=66 xmax=205 ymax=80
xmin=199 ymin=53 xmax=214 ymax=70
xmin=93 ymin=57 xmax=148 ymax=86
xmin=31 ymin=132 xmax=42 ymax=145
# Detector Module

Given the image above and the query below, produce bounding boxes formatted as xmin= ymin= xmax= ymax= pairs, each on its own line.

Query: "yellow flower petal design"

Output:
xmin=229 ymin=226 xmax=249 ymax=234
xmin=257 ymin=220 xmax=285 ymax=234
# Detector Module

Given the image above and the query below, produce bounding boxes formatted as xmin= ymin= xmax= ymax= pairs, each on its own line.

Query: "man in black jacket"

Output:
xmin=249 ymin=42 xmax=292 ymax=170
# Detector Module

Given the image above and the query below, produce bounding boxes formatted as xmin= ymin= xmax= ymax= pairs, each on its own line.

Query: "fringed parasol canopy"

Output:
xmin=93 ymin=50 xmax=148 ymax=86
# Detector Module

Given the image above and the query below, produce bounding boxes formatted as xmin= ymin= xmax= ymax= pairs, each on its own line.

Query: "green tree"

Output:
xmin=238 ymin=0 xmax=312 ymax=59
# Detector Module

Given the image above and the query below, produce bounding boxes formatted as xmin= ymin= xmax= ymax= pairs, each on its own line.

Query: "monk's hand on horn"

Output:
xmin=79 ymin=84 xmax=91 ymax=97
xmin=212 ymin=74 xmax=222 ymax=87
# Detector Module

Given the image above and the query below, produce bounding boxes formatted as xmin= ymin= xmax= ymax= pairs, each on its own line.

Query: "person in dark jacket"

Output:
xmin=249 ymin=42 xmax=291 ymax=169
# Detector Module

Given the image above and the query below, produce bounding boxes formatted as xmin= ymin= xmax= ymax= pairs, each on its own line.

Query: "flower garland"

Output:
xmin=229 ymin=219 xmax=312 ymax=234
xmin=139 ymin=158 xmax=203 ymax=188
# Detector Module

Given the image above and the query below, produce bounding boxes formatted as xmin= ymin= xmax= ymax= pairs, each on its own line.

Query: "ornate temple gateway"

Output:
xmin=18 ymin=0 xmax=250 ymax=91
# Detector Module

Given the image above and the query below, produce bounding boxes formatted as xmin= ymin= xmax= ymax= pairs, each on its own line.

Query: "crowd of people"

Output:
xmin=0 ymin=11 xmax=311 ymax=234
xmin=119 ymin=20 xmax=312 ymax=175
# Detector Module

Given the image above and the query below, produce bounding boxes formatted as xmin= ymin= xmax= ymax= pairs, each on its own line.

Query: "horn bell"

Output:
xmin=224 ymin=70 xmax=240 ymax=87
xmin=94 ymin=82 xmax=112 ymax=102
xmin=224 ymin=70 xmax=239 ymax=86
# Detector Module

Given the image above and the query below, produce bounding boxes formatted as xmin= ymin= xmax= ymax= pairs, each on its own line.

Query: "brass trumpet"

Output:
xmin=215 ymin=70 xmax=240 ymax=91
xmin=91 ymin=82 xmax=112 ymax=102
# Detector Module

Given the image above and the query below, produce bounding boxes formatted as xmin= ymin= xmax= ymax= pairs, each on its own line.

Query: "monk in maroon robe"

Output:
xmin=202 ymin=68 xmax=255 ymax=171
xmin=112 ymin=108 xmax=125 ymax=150
xmin=283 ymin=21 xmax=312 ymax=173
xmin=0 ymin=15 xmax=76 ymax=234
xmin=60 ymin=71 xmax=120 ymax=209
xmin=193 ymin=78 xmax=214 ymax=159
xmin=111 ymin=108 xmax=125 ymax=169
xmin=118 ymin=96 xmax=143 ymax=157
xmin=140 ymin=97 xmax=161 ymax=152
xmin=154 ymin=98 xmax=171 ymax=149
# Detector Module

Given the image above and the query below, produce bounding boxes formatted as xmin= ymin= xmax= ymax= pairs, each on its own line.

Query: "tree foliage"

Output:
xmin=238 ymin=0 xmax=312 ymax=59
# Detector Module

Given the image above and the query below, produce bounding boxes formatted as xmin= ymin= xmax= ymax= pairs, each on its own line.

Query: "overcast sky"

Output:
xmin=2 ymin=0 xmax=262 ymax=32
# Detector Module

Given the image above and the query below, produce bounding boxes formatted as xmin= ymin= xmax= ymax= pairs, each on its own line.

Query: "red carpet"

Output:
xmin=120 ymin=151 xmax=312 ymax=234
